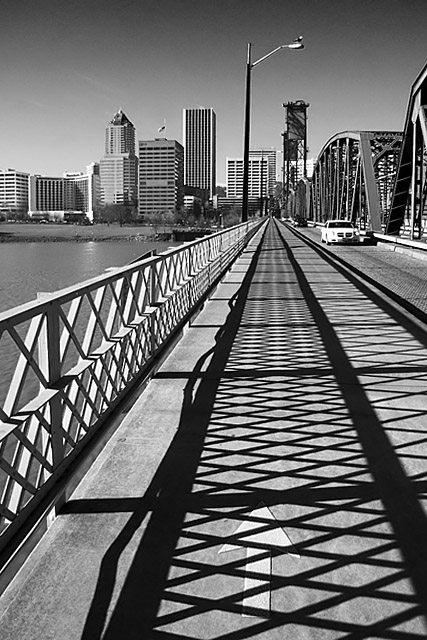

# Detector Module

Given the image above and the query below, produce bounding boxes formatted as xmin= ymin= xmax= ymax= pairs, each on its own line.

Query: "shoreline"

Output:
xmin=0 ymin=224 xmax=170 ymax=243
xmin=0 ymin=234 xmax=160 ymax=243
xmin=0 ymin=223 xmax=215 ymax=243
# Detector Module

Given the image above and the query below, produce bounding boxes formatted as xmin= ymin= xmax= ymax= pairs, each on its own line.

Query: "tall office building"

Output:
xmin=226 ymin=156 xmax=269 ymax=199
xmin=99 ymin=109 xmax=138 ymax=206
xmin=138 ymin=139 xmax=184 ymax=216
xmin=183 ymin=108 xmax=216 ymax=198
xmin=249 ymin=149 xmax=277 ymax=196
xmin=0 ymin=169 xmax=29 ymax=214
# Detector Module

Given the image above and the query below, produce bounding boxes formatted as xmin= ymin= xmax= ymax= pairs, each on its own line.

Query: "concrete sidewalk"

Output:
xmin=1 ymin=219 xmax=427 ymax=639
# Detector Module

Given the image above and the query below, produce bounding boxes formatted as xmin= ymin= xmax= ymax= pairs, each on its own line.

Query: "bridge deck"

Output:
xmin=2 ymin=220 xmax=427 ymax=639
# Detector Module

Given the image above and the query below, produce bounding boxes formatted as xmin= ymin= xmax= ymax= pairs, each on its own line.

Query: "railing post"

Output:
xmin=208 ymin=237 xmax=213 ymax=285
xmin=190 ymin=245 xmax=197 ymax=308
xmin=37 ymin=293 xmax=65 ymax=474
xmin=148 ymin=260 xmax=158 ymax=355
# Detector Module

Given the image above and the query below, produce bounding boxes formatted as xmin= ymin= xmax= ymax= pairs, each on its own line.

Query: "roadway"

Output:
xmin=1 ymin=219 xmax=427 ymax=639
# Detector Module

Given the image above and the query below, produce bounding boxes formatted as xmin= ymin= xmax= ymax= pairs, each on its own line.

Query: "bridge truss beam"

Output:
xmin=386 ymin=63 xmax=427 ymax=238
xmin=309 ymin=130 xmax=402 ymax=231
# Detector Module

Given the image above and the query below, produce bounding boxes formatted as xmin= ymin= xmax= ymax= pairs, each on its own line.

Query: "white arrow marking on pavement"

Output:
xmin=219 ymin=502 xmax=299 ymax=617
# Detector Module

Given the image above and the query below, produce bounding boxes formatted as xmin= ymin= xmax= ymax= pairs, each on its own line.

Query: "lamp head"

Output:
xmin=287 ymin=36 xmax=304 ymax=49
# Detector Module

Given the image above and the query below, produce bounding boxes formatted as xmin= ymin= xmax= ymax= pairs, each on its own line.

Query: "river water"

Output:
xmin=0 ymin=240 xmax=176 ymax=313
xmin=0 ymin=239 xmax=180 ymax=407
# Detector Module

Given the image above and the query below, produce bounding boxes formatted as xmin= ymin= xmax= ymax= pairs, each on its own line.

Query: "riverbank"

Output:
xmin=0 ymin=223 xmax=162 ymax=242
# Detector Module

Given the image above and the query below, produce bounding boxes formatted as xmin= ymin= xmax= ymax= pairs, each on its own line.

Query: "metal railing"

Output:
xmin=0 ymin=219 xmax=263 ymax=550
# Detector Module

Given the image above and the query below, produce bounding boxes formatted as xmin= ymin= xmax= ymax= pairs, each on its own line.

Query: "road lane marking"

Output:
xmin=219 ymin=503 xmax=299 ymax=617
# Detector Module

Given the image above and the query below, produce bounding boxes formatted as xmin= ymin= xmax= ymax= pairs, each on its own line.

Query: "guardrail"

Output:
xmin=0 ymin=219 xmax=264 ymax=553
xmin=373 ymin=231 xmax=427 ymax=251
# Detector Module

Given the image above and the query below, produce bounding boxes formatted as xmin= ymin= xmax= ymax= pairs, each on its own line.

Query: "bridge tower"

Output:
xmin=282 ymin=100 xmax=309 ymax=217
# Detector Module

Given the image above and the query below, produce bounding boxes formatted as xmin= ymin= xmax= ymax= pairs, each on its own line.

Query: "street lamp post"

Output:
xmin=241 ymin=37 xmax=304 ymax=222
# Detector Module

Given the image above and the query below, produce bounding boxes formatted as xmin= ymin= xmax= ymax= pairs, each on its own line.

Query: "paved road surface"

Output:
xmin=1 ymin=219 xmax=427 ymax=639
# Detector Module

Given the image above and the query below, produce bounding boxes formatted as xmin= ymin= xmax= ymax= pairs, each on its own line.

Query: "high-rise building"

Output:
xmin=249 ymin=149 xmax=277 ymax=197
xmin=99 ymin=109 xmax=138 ymax=206
xmin=138 ymin=139 xmax=184 ymax=216
xmin=226 ymin=156 xmax=269 ymax=199
xmin=183 ymin=108 xmax=216 ymax=198
xmin=0 ymin=169 xmax=29 ymax=214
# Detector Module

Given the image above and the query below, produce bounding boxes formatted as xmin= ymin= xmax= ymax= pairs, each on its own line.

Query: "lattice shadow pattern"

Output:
xmin=77 ymin=220 xmax=427 ymax=638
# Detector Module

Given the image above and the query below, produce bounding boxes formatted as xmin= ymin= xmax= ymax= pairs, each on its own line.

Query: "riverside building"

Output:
xmin=29 ymin=164 xmax=100 ymax=221
xmin=99 ymin=109 xmax=138 ymax=206
xmin=29 ymin=175 xmax=64 ymax=215
xmin=0 ymin=169 xmax=29 ymax=216
xmin=183 ymin=108 xmax=216 ymax=199
xmin=63 ymin=163 xmax=100 ymax=219
xmin=138 ymin=139 xmax=184 ymax=216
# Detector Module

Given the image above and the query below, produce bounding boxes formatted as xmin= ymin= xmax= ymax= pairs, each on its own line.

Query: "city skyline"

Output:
xmin=1 ymin=1 xmax=426 ymax=184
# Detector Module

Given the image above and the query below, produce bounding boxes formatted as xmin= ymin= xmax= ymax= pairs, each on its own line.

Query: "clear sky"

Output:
xmin=1 ymin=0 xmax=426 ymax=184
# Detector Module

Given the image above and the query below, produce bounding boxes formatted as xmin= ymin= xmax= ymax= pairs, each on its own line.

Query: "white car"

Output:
xmin=321 ymin=220 xmax=360 ymax=245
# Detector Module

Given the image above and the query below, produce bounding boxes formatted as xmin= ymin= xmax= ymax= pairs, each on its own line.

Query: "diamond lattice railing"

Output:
xmin=0 ymin=220 xmax=263 ymax=545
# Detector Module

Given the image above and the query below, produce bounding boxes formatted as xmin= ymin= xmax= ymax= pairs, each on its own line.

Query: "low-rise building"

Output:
xmin=0 ymin=169 xmax=29 ymax=216
xmin=213 ymin=196 xmax=261 ymax=218
xmin=183 ymin=194 xmax=202 ymax=217
xmin=29 ymin=163 xmax=100 ymax=221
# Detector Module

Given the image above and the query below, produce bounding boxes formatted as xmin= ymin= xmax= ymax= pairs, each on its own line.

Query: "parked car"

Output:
xmin=292 ymin=216 xmax=308 ymax=227
xmin=321 ymin=220 xmax=360 ymax=245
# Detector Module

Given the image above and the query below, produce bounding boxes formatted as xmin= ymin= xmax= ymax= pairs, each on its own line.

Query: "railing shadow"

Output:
xmin=60 ymin=219 xmax=427 ymax=639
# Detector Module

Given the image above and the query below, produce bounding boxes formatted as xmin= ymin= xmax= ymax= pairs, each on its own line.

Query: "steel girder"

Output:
xmin=386 ymin=62 xmax=427 ymax=238
xmin=310 ymin=131 xmax=402 ymax=231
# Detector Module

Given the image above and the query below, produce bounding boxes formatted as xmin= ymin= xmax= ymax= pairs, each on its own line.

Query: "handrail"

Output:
xmin=0 ymin=219 xmax=264 ymax=550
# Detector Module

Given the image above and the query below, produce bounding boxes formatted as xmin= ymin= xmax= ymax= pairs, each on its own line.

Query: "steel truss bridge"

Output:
xmin=300 ymin=62 xmax=427 ymax=239
xmin=1 ymin=57 xmax=427 ymax=622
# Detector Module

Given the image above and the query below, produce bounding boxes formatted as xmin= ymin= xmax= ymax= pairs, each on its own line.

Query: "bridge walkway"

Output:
xmin=2 ymin=219 xmax=427 ymax=638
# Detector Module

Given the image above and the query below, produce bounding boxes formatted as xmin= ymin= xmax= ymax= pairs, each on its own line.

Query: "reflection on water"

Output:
xmin=0 ymin=240 xmax=175 ymax=313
